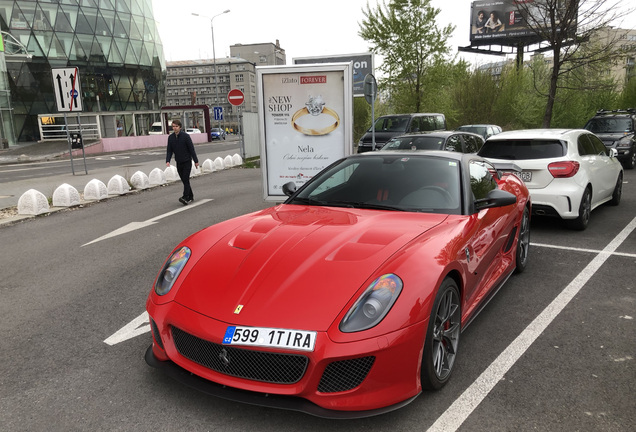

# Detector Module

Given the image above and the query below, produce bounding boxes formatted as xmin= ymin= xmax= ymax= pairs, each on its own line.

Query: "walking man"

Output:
xmin=166 ymin=119 xmax=199 ymax=205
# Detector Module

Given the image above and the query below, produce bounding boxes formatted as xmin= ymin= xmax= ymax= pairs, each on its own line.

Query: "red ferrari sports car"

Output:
xmin=145 ymin=151 xmax=531 ymax=418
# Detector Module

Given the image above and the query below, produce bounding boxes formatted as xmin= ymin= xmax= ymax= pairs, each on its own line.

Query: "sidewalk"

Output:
xmin=0 ymin=140 xmax=79 ymax=164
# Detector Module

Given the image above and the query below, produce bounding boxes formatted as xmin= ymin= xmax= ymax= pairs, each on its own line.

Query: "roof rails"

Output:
xmin=595 ymin=108 xmax=636 ymax=115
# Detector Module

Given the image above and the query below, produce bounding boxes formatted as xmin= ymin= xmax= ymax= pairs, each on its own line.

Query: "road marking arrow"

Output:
xmin=104 ymin=311 xmax=149 ymax=345
xmin=82 ymin=198 xmax=212 ymax=246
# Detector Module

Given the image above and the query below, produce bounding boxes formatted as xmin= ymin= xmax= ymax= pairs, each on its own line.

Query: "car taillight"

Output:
xmin=548 ymin=161 xmax=580 ymax=178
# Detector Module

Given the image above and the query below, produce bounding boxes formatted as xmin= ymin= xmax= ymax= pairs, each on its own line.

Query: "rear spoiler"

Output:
xmin=492 ymin=162 xmax=522 ymax=177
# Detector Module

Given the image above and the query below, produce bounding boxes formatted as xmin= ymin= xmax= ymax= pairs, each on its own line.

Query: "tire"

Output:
xmin=567 ymin=187 xmax=591 ymax=231
xmin=421 ymin=278 xmax=461 ymax=390
xmin=610 ymin=172 xmax=623 ymax=206
xmin=515 ymin=206 xmax=530 ymax=273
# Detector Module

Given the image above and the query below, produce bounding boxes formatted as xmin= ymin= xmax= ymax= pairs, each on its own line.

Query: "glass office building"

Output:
xmin=0 ymin=0 xmax=165 ymax=141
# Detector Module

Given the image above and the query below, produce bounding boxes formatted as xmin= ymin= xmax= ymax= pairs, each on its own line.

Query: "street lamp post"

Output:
xmin=192 ymin=9 xmax=230 ymax=132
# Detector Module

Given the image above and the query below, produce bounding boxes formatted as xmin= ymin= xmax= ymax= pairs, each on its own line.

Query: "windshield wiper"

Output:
xmin=290 ymin=196 xmax=327 ymax=206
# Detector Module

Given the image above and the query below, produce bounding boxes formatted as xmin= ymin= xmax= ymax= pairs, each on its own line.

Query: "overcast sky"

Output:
xmin=151 ymin=0 xmax=635 ymax=68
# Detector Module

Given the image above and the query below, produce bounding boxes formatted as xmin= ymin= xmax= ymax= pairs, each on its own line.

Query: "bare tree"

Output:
xmin=516 ymin=0 xmax=635 ymax=126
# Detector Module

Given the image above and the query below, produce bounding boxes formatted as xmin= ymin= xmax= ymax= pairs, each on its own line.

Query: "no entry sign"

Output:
xmin=228 ymin=89 xmax=245 ymax=106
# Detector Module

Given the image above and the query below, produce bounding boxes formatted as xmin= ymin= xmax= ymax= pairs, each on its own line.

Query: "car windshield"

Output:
xmin=382 ymin=136 xmax=445 ymax=150
xmin=585 ymin=118 xmax=632 ymax=133
xmin=479 ymin=139 xmax=566 ymax=160
xmin=371 ymin=116 xmax=410 ymax=132
xmin=288 ymin=155 xmax=461 ymax=214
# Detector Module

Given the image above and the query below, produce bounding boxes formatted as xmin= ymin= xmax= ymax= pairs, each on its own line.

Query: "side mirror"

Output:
xmin=282 ymin=181 xmax=297 ymax=197
xmin=609 ymin=148 xmax=618 ymax=158
xmin=475 ymin=188 xmax=517 ymax=210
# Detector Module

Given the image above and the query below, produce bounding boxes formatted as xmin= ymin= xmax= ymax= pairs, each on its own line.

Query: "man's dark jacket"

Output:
xmin=166 ymin=131 xmax=199 ymax=164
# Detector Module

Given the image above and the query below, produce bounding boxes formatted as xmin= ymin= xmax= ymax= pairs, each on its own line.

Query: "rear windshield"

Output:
xmin=478 ymin=139 xmax=566 ymax=160
xmin=585 ymin=118 xmax=632 ymax=134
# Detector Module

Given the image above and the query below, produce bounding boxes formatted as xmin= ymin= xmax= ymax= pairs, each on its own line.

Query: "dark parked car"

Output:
xmin=357 ymin=113 xmax=446 ymax=153
xmin=380 ymin=131 xmax=484 ymax=154
xmin=456 ymin=124 xmax=502 ymax=140
xmin=584 ymin=109 xmax=636 ymax=169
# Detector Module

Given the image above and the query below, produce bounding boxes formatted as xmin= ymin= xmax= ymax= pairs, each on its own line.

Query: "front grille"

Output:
xmin=171 ymin=326 xmax=309 ymax=384
xmin=317 ymin=356 xmax=375 ymax=393
xmin=150 ymin=318 xmax=164 ymax=350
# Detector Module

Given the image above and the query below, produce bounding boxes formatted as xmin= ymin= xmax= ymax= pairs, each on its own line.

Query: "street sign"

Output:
xmin=52 ymin=67 xmax=83 ymax=112
xmin=363 ymin=74 xmax=377 ymax=105
xmin=214 ymin=106 xmax=223 ymax=121
xmin=228 ymin=89 xmax=245 ymax=106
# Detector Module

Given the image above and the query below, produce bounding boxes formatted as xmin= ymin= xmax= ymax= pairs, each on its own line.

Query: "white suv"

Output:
xmin=478 ymin=129 xmax=623 ymax=230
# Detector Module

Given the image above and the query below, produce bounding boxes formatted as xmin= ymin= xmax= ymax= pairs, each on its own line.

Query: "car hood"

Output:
xmin=175 ymin=205 xmax=447 ymax=331
xmin=594 ymin=132 xmax=632 ymax=142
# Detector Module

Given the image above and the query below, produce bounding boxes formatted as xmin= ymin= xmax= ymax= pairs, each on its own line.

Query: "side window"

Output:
xmin=463 ymin=135 xmax=481 ymax=153
xmin=445 ymin=135 xmax=462 ymax=152
xmin=577 ymin=134 xmax=595 ymax=156
xmin=588 ymin=133 xmax=608 ymax=155
xmin=407 ymin=117 xmax=420 ymax=133
xmin=469 ymin=160 xmax=498 ymax=200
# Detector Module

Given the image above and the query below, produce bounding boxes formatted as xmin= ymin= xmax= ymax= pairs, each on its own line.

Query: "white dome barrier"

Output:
xmin=164 ymin=165 xmax=178 ymax=181
xmin=84 ymin=178 xmax=109 ymax=200
xmin=213 ymin=157 xmax=225 ymax=171
xmin=52 ymin=183 xmax=81 ymax=207
xmin=232 ymin=153 xmax=243 ymax=166
xmin=107 ymin=175 xmax=131 ymax=195
xmin=130 ymin=171 xmax=150 ymax=189
xmin=224 ymin=155 xmax=234 ymax=168
xmin=201 ymin=158 xmax=216 ymax=173
xmin=17 ymin=189 xmax=50 ymax=215
xmin=190 ymin=164 xmax=201 ymax=178
xmin=149 ymin=167 xmax=167 ymax=186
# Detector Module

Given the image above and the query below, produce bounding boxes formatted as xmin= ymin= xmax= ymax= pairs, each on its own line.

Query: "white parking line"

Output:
xmin=531 ymin=242 xmax=636 ymax=258
xmin=428 ymin=216 xmax=636 ymax=432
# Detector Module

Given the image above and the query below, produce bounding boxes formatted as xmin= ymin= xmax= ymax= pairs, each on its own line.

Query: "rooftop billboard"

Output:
xmin=469 ymin=0 xmax=576 ymax=46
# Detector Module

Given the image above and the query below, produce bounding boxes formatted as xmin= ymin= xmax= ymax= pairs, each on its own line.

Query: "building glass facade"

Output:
xmin=0 ymin=0 xmax=165 ymax=141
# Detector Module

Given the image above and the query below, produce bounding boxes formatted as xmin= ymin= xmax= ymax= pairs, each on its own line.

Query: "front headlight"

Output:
xmin=339 ymin=274 xmax=403 ymax=333
xmin=154 ymin=247 xmax=191 ymax=296
xmin=617 ymin=136 xmax=633 ymax=148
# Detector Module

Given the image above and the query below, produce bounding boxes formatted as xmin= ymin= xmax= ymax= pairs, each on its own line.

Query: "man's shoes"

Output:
xmin=179 ymin=197 xmax=188 ymax=205
xmin=186 ymin=198 xmax=194 ymax=204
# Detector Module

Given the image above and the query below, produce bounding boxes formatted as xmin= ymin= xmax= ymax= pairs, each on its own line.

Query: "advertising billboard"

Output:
xmin=293 ymin=53 xmax=373 ymax=97
xmin=469 ymin=0 xmax=576 ymax=46
xmin=257 ymin=63 xmax=353 ymax=201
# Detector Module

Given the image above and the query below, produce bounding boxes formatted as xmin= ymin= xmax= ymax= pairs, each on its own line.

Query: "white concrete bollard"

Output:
xmin=149 ymin=167 xmax=167 ymax=185
xmin=232 ymin=153 xmax=243 ymax=166
xmin=164 ymin=165 xmax=178 ymax=182
xmin=107 ymin=175 xmax=131 ymax=195
xmin=189 ymin=164 xmax=201 ymax=178
xmin=52 ymin=183 xmax=81 ymax=207
xmin=223 ymin=155 xmax=234 ymax=168
xmin=213 ymin=157 xmax=225 ymax=171
xmin=84 ymin=178 xmax=109 ymax=200
xmin=202 ymin=159 xmax=216 ymax=173
xmin=130 ymin=171 xmax=150 ymax=189
xmin=17 ymin=189 xmax=50 ymax=215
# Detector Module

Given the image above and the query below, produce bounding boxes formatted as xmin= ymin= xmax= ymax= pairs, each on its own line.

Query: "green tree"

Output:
xmin=358 ymin=0 xmax=454 ymax=113
xmin=514 ymin=0 xmax=634 ymax=127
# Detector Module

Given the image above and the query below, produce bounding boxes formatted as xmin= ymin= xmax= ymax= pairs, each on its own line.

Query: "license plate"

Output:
xmin=519 ymin=171 xmax=532 ymax=182
xmin=222 ymin=326 xmax=317 ymax=352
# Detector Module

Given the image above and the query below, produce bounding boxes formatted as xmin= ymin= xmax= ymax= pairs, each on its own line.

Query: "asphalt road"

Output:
xmin=0 ymin=165 xmax=634 ymax=431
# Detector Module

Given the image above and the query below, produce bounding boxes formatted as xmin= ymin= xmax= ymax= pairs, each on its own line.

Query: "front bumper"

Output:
xmin=146 ymin=300 xmax=426 ymax=417
xmin=145 ymin=345 xmax=418 ymax=419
